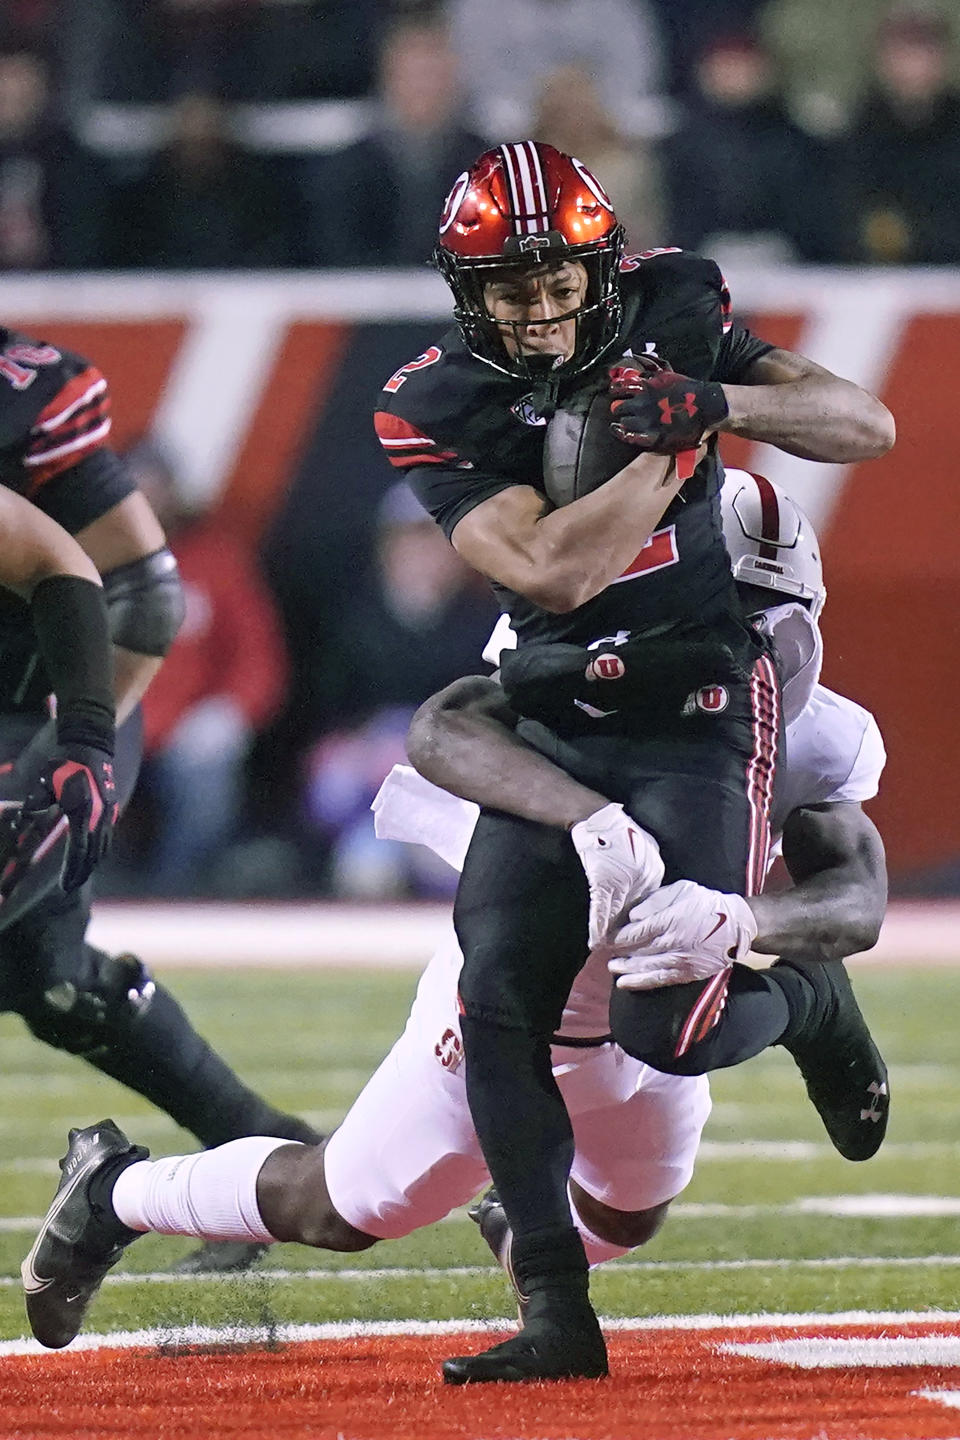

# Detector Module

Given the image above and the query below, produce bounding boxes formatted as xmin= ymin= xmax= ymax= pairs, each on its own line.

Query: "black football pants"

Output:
xmin=454 ymin=650 xmax=786 ymax=1250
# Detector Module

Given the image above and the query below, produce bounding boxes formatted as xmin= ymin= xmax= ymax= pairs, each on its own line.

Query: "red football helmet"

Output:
xmin=434 ymin=141 xmax=625 ymax=379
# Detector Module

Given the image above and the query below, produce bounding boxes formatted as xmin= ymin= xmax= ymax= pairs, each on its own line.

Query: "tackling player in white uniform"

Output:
xmin=20 ymin=475 xmax=889 ymax=1367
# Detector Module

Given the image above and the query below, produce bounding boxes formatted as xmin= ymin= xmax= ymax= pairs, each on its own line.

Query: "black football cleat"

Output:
xmin=171 ymin=1240 xmax=269 ymax=1275
xmin=22 ymin=1119 xmax=148 ymax=1348
xmin=468 ymin=1189 xmax=529 ymax=1325
xmin=443 ymin=1298 xmax=608 ymax=1384
xmin=776 ymin=957 xmax=889 ymax=1161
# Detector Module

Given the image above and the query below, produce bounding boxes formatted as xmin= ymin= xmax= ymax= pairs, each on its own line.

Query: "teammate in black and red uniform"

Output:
xmin=369 ymin=143 xmax=894 ymax=1383
xmin=0 ymin=483 xmax=119 ymax=894
xmin=0 ymin=331 xmax=317 ymax=1271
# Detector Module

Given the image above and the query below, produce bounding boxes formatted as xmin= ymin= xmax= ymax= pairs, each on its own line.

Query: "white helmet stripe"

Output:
xmin=499 ymin=144 xmax=525 ymax=234
xmin=501 ymin=142 xmax=550 ymax=235
xmin=513 ymin=142 xmax=541 ymax=233
xmin=524 ymin=140 xmax=550 ymax=232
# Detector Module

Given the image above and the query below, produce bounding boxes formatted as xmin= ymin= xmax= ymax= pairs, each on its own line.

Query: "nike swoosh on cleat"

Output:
xmin=21 ymin=1266 xmax=54 ymax=1294
xmin=703 ymin=913 xmax=727 ymax=942
xmin=21 ymin=1149 xmax=97 ymax=1293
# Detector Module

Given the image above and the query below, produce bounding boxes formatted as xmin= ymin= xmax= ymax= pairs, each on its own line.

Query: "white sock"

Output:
xmin=112 ymin=1136 xmax=295 ymax=1242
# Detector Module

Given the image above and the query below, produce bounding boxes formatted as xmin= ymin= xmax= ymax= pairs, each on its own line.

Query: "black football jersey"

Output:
xmin=0 ymin=329 xmax=136 ymax=712
xmin=374 ymin=251 xmax=773 ymax=648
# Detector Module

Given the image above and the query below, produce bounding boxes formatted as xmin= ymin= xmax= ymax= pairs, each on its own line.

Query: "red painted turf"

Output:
xmin=0 ymin=1322 xmax=956 ymax=1440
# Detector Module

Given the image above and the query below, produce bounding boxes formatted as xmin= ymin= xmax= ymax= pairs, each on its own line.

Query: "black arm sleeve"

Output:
xmin=28 ymin=576 xmax=115 ymax=752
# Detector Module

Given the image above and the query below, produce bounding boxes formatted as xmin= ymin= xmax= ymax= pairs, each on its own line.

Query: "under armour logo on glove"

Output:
xmin=47 ymin=748 xmax=118 ymax=890
xmin=608 ymin=363 xmax=729 ymax=455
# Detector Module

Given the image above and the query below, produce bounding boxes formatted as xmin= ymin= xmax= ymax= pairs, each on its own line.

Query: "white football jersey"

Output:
xmin=772 ymin=683 xmax=886 ymax=838
xmin=372 ymin=683 xmax=885 ymax=1037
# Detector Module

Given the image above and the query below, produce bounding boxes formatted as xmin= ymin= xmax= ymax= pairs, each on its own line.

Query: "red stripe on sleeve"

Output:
xmin=374 ymin=411 xmax=458 ymax=469
xmin=23 ymin=366 xmax=114 ymax=488
xmin=34 ymin=367 xmax=108 ymax=434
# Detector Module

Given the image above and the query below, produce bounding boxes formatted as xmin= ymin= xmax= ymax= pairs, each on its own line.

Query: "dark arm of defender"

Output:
xmin=748 ymin=801 xmax=888 ymax=962
xmin=408 ymin=674 xmax=612 ymax=830
xmin=409 ymin=680 xmax=888 ymax=963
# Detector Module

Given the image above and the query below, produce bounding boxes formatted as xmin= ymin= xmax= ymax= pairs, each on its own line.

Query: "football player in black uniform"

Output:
xmin=0 ymin=332 xmax=317 ymax=1270
xmin=14 ymin=149 xmax=894 ymax=1368
xmin=371 ymin=143 xmax=894 ymax=1382
xmin=0 ymin=482 xmax=118 ymax=892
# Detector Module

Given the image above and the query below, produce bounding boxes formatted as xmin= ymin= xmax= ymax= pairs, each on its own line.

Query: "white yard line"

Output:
xmin=1 ymin=1308 xmax=960 ymax=1358
xmin=0 ymin=1253 xmax=959 ymax=1284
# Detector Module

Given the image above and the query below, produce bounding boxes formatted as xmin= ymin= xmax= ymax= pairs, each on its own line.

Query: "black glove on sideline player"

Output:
xmin=608 ymin=362 xmax=729 ymax=453
xmin=0 ymin=743 xmax=118 ymax=899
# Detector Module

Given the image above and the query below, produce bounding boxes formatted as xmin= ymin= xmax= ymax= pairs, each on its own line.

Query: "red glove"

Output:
xmin=609 ymin=362 xmax=729 ymax=457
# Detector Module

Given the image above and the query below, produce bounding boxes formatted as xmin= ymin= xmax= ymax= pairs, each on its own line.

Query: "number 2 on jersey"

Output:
xmin=0 ymin=344 xmax=61 ymax=391
xmin=383 ymin=346 xmax=443 ymax=394
xmin=613 ymin=524 xmax=679 ymax=584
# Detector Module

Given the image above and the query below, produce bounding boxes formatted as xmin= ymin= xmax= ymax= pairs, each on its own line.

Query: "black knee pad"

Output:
xmin=21 ymin=949 xmax=156 ymax=1056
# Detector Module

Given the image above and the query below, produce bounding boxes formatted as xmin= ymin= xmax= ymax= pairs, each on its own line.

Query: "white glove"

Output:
xmin=570 ymin=802 xmax=664 ymax=948
xmin=608 ymin=879 xmax=758 ymax=991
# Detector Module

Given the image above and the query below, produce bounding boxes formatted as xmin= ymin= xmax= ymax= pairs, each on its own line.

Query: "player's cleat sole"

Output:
xmin=21 ymin=1119 xmax=148 ymax=1348
xmin=171 ymin=1240 xmax=270 ymax=1275
xmin=468 ymin=1188 xmax=528 ymax=1325
xmin=777 ymin=957 xmax=889 ymax=1161
xmin=443 ymin=1309 xmax=608 ymax=1384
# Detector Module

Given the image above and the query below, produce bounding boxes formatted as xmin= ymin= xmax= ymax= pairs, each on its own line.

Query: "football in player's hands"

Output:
xmin=542 ymin=372 xmax=641 ymax=506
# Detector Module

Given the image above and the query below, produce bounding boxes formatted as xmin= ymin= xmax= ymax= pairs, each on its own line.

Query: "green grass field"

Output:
xmin=1 ymin=962 xmax=958 ymax=1343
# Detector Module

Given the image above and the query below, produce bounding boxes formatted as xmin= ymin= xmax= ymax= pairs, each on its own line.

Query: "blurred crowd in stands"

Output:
xmin=4 ymin=0 xmax=957 ymax=898
xmin=1 ymin=0 xmax=959 ymax=270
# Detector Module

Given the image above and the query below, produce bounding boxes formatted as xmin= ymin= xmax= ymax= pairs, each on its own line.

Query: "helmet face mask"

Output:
xmin=434 ymin=142 xmax=625 ymax=379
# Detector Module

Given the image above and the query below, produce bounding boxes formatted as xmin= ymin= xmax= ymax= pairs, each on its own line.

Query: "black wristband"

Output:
xmin=29 ymin=575 xmax=116 ymax=755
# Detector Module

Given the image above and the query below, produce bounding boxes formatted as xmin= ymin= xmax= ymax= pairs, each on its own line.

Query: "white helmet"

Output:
xmin=721 ymin=469 xmax=826 ymax=621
